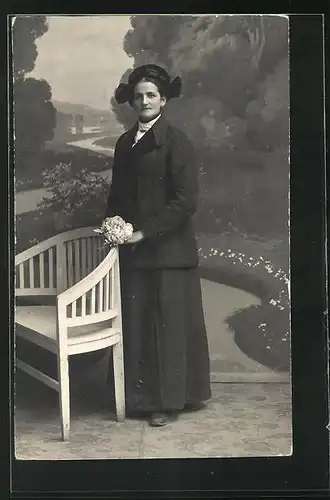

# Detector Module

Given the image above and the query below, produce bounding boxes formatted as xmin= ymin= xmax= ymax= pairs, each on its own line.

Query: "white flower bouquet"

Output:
xmin=94 ymin=215 xmax=133 ymax=247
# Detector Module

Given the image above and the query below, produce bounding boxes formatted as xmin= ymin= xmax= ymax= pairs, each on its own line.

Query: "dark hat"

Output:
xmin=114 ymin=64 xmax=182 ymax=104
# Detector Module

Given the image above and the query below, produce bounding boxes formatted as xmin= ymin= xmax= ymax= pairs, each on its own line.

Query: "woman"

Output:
xmin=105 ymin=64 xmax=211 ymax=427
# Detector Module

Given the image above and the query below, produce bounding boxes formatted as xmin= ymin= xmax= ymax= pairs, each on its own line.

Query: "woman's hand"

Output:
xmin=123 ymin=230 xmax=145 ymax=245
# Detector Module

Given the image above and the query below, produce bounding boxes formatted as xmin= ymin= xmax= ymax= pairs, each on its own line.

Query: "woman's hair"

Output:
xmin=127 ymin=76 xmax=167 ymax=107
xmin=115 ymin=64 xmax=182 ymax=105
xmin=135 ymin=76 xmax=166 ymax=97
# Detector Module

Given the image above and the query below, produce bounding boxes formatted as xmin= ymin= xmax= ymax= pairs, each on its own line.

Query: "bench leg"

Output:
xmin=58 ymin=355 xmax=70 ymax=441
xmin=113 ymin=339 xmax=125 ymax=422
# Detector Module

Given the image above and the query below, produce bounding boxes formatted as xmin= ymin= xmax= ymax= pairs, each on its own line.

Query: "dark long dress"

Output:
xmin=116 ymin=253 xmax=211 ymax=412
xmin=106 ymin=116 xmax=211 ymax=413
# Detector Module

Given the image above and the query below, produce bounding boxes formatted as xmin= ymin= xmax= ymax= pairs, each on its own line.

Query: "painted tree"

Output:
xmin=111 ymin=14 xmax=288 ymax=154
xmin=12 ymin=15 xmax=56 ymax=171
xmin=110 ymin=15 xmax=289 ymax=240
xmin=12 ymin=15 xmax=49 ymax=81
xmin=111 ymin=15 xmax=189 ymax=129
xmin=246 ymin=56 xmax=289 ymax=152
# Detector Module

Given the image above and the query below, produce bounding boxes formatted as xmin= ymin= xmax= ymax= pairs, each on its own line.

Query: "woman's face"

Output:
xmin=132 ymin=80 xmax=166 ymax=122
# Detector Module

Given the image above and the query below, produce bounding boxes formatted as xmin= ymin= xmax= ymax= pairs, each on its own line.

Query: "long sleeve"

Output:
xmin=105 ymin=139 xmax=124 ymax=218
xmin=141 ymin=130 xmax=198 ymax=239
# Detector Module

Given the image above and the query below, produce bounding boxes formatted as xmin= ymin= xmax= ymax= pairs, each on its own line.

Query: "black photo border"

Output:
xmin=2 ymin=6 xmax=329 ymax=500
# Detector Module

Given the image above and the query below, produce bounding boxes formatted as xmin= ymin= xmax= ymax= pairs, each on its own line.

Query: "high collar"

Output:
xmin=127 ymin=112 xmax=168 ymax=148
xmin=137 ymin=113 xmax=161 ymax=132
xmin=152 ymin=113 xmax=168 ymax=147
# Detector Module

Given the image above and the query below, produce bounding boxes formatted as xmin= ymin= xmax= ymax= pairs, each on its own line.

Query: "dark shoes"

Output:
xmin=149 ymin=403 xmax=206 ymax=427
xmin=149 ymin=411 xmax=178 ymax=427
xmin=183 ymin=402 xmax=206 ymax=412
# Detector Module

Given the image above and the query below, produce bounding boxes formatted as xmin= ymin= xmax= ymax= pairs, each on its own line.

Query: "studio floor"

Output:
xmin=14 ymin=371 xmax=292 ymax=460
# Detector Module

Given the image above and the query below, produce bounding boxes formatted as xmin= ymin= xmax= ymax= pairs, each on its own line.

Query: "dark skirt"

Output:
xmin=108 ymin=260 xmax=212 ymax=413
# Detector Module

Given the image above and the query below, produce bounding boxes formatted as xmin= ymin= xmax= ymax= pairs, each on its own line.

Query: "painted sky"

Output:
xmin=31 ymin=15 xmax=132 ymax=110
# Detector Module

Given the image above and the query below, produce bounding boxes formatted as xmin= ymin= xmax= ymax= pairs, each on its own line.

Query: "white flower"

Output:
xmin=94 ymin=216 xmax=133 ymax=246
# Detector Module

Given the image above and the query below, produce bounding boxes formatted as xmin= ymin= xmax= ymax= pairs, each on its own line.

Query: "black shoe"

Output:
xmin=184 ymin=402 xmax=206 ymax=412
xmin=149 ymin=411 xmax=178 ymax=427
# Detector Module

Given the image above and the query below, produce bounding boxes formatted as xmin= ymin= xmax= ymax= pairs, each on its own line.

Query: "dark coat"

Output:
xmin=105 ymin=114 xmax=199 ymax=268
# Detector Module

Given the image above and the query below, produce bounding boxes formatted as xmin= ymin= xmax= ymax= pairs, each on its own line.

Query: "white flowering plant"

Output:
xmin=197 ymin=241 xmax=290 ymax=311
xmin=94 ymin=215 xmax=134 ymax=247
xmin=197 ymin=235 xmax=290 ymax=371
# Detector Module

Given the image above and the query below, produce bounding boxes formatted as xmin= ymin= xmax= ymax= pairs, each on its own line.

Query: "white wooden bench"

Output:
xmin=15 ymin=227 xmax=125 ymax=441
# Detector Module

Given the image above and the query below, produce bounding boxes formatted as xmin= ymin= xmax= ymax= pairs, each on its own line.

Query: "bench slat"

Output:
xmin=49 ymin=247 xmax=54 ymax=288
xmin=105 ymin=272 xmax=109 ymax=311
xmin=111 ymin=267 xmax=115 ymax=308
xmin=68 ymin=332 xmax=120 ymax=356
xmin=15 ymin=288 xmax=57 ymax=296
xmin=66 ymin=308 xmax=117 ymax=327
xmin=87 ymin=238 xmax=93 ymax=274
xmin=39 ymin=253 xmax=45 ymax=288
xmin=91 ymin=286 xmax=95 ymax=314
xmin=16 ymin=359 xmax=59 ymax=391
xmin=29 ymin=258 xmax=34 ymax=288
xmin=15 ymin=305 xmax=118 ymax=344
xmin=67 ymin=242 xmax=73 ymax=287
xmin=97 ymin=279 xmax=103 ymax=313
xmin=81 ymin=238 xmax=87 ymax=278
xmin=81 ymin=293 xmax=86 ymax=317
xmin=19 ymin=263 xmax=24 ymax=289
xmin=74 ymin=239 xmax=80 ymax=282
xmin=71 ymin=300 xmax=76 ymax=318
xmin=92 ymin=238 xmax=97 ymax=269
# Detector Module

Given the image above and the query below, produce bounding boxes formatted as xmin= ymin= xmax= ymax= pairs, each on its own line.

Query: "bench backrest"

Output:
xmin=58 ymin=244 xmax=120 ymax=331
xmin=15 ymin=227 xmax=106 ymax=297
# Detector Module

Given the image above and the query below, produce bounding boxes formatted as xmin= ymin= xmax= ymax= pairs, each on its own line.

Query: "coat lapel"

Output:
xmin=151 ymin=113 xmax=168 ymax=148
xmin=121 ymin=123 xmax=138 ymax=151
xmin=124 ymin=114 xmax=169 ymax=162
